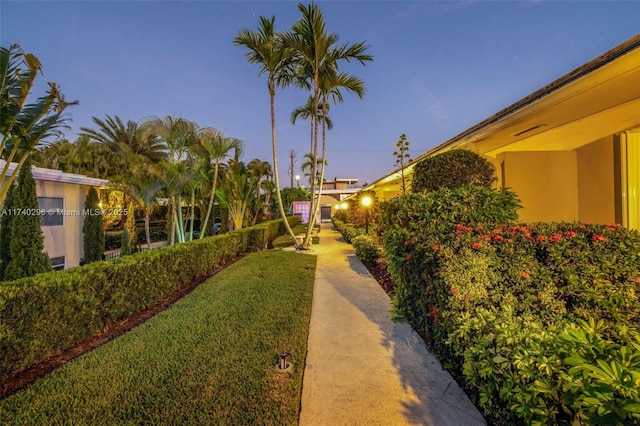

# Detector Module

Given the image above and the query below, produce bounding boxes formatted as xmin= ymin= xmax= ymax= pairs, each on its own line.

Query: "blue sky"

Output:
xmin=2 ymin=1 xmax=639 ymax=185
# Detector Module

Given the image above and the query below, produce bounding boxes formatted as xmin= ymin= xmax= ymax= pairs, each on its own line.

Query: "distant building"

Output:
xmin=292 ymin=178 xmax=363 ymax=223
xmin=318 ymin=177 xmax=361 ymax=221
xmin=1 ymin=161 xmax=108 ymax=270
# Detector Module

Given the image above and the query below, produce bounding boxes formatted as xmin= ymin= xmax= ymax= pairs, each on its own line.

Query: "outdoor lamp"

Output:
xmin=361 ymin=196 xmax=372 ymax=234
xmin=295 ymin=175 xmax=300 ymax=187
xmin=341 ymin=202 xmax=348 ymax=210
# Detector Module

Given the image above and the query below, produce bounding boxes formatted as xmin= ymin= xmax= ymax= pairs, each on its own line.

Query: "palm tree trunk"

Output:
xmin=200 ymin=162 xmax=220 ymax=239
xmin=303 ymin=82 xmax=321 ymax=248
xmin=170 ymin=200 xmax=177 ymax=245
xmin=145 ymin=211 xmax=152 ymax=250
xmin=267 ymin=78 xmax=298 ymax=247
xmin=188 ymin=188 xmax=195 ymax=241
xmin=308 ymin=96 xmax=329 ymax=230
xmin=177 ymin=195 xmax=185 ymax=243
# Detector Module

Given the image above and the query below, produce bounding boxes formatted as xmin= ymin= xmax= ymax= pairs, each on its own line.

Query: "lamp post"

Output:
xmin=295 ymin=175 xmax=300 ymax=187
xmin=361 ymin=195 xmax=372 ymax=234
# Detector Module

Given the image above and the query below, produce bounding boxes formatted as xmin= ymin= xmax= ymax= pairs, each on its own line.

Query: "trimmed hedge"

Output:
xmin=352 ymin=235 xmax=380 ymax=267
xmin=382 ymin=188 xmax=640 ymax=425
xmin=0 ymin=216 xmax=299 ymax=381
xmin=411 ymin=149 xmax=497 ymax=193
xmin=332 ymin=218 xmax=375 ymax=244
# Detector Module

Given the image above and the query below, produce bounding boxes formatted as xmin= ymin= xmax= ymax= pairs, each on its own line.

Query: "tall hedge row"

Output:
xmin=381 ymin=188 xmax=640 ymax=425
xmin=0 ymin=216 xmax=299 ymax=381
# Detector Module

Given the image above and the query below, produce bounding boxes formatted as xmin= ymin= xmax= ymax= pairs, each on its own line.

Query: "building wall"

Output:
xmin=500 ymin=151 xmax=579 ymax=222
xmin=577 ymin=136 xmax=616 ymax=224
xmin=35 ymin=180 xmax=88 ymax=269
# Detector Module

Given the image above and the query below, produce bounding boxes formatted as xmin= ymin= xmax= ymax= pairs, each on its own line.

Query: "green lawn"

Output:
xmin=272 ymin=224 xmax=306 ymax=249
xmin=0 ymin=250 xmax=316 ymax=425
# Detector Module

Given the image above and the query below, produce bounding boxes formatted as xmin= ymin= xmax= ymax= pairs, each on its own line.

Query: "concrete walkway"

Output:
xmin=299 ymin=224 xmax=486 ymax=426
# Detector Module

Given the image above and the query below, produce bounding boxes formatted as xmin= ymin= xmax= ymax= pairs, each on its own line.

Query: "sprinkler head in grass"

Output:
xmin=277 ymin=351 xmax=292 ymax=373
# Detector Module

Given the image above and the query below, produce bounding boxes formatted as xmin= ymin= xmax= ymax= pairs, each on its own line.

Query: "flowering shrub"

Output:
xmin=381 ymin=188 xmax=640 ymax=424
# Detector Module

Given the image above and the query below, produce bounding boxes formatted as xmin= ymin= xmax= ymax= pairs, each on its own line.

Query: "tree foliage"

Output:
xmin=393 ymin=134 xmax=411 ymax=195
xmin=412 ymin=149 xmax=497 ymax=193
xmin=4 ymin=158 xmax=51 ymax=280
xmin=0 ymin=44 xmax=77 ymax=207
xmin=82 ymin=187 xmax=104 ymax=263
xmin=0 ymin=183 xmax=16 ymax=279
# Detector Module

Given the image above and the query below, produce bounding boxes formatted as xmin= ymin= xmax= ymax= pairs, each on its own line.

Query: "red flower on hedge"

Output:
xmin=520 ymin=271 xmax=531 ymax=279
xmin=548 ymin=233 xmax=563 ymax=243
xmin=535 ymin=235 xmax=547 ymax=243
xmin=635 ymin=277 xmax=640 ymax=285
xmin=592 ymin=233 xmax=608 ymax=242
xmin=450 ymin=287 xmax=457 ymax=295
xmin=433 ymin=244 xmax=442 ymax=251
xmin=406 ymin=254 xmax=413 ymax=261
xmin=404 ymin=239 xmax=411 ymax=246
xmin=492 ymin=233 xmax=503 ymax=241
xmin=564 ymin=231 xmax=576 ymax=237
xmin=472 ymin=242 xmax=481 ymax=250
xmin=428 ymin=304 xmax=440 ymax=318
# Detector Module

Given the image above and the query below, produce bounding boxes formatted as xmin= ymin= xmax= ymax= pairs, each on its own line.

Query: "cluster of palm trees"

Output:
xmin=36 ymin=114 xmax=274 ymax=249
xmin=234 ymin=2 xmax=373 ymax=249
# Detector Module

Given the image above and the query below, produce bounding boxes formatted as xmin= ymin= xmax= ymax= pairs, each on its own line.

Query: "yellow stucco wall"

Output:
xmin=36 ymin=180 xmax=87 ymax=269
xmin=577 ymin=136 xmax=616 ymax=224
xmin=500 ymin=151 xmax=579 ymax=222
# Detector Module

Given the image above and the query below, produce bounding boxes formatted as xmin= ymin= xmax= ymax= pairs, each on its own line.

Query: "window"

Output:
xmin=38 ymin=197 xmax=64 ymax=226
xmin=50 ymin=256 xmax=65 ymax=271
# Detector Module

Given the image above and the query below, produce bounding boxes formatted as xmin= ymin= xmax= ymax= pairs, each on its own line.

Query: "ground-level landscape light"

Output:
xmin=276 ymin=351 xmax=292 ymax=373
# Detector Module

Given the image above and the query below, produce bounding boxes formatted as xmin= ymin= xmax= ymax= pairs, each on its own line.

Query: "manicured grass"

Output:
xmin=0 ymin=250 xmax=316 ymax=425
xmin=272 ymin=224 xmax=306 ymax=249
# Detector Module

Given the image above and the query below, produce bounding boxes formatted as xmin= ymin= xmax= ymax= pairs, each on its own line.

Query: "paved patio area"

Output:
xmin=299 ymin=223 xmax=486 ymax=425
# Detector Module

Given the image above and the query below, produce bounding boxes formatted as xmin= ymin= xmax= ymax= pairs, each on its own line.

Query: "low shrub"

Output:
xmin=333 ymin=218 xmax=375 ymax=244
xmin=352 ymin=235 xmax=380 ymax=267
xmin=0 ymin=216 xmax=297 ymax=381
xmin=411 ymin=149 xmax=497 ymax=193
xmin=449 ymin=312 xmax=640 ymax=425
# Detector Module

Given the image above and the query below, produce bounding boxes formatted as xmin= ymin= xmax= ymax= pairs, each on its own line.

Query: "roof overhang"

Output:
xmin=360 ymin=34 xmax=640 ymax=194
xmin=1 ymin=160 xmax=109 ymax=187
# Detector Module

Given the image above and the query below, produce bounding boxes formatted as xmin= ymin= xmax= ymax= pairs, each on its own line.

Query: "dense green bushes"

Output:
xmin=332 ymin=218 xmax=375 ymax=244
xmin=411 ymin=149 xmax=496 ymax=193
xmin=82 ymin=187 xmax=104 ymax=263
xmin=0 ymin=216 xmax=298 ymax=382
xmin=352 ymin=235 xmax=379 ymax=267
xmin=381 ymin=187 xmax=640 ymax=425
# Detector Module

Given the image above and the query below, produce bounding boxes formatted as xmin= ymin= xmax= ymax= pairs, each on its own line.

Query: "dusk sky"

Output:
xmin=2 ymin=1 xmax=639 ymax=185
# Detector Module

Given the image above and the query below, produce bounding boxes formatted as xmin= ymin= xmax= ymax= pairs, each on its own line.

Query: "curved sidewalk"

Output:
xmin=299 ymin=224 xmax=485 ymax=426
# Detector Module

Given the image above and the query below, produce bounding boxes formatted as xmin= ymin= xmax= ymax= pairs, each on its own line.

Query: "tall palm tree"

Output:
xmin=80 ymin=115 xmax=167 ymax=178
xmin=234 ymin=15 xmax=300 ymax=246
xmin=247 ymin=158 xmax=273 ymax=224
xmin=290 ymin=94 xmax=333 ymax=154
xmin=195 ymin=127 xmax=244 ymax=239
xmin=0 ymin=44 xmax=78 ymax=207
xmin=157 ymin=160 xmax=194 ymax=245
xmin=219 ymin=159 xmax=254 ymax=231
xmin=281 ymin=2 xmax=372 ymax=247
xmin=300 ymin=152 xmax=326 ymax=186
xmin=140 ymin=116 xmax=199 ymax=243
xmin=308 ymin=70 xmax=367 ymax=227
xmin=113 ymin=176 xmax=164 ymax=250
